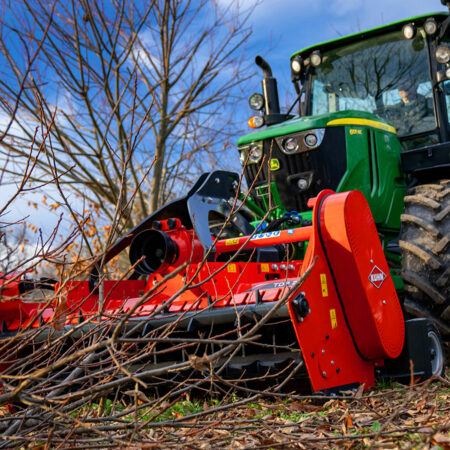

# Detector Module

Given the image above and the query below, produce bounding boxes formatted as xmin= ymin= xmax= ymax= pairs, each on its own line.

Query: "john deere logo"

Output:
xmin=369 ymin=265 xmax=386 ymax=289
xmin=270 ymin=159 xmax=280 ymax=171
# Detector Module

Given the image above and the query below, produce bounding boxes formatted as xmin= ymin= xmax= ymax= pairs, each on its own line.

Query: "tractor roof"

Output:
xmin=291 ymin=11 xmax=448 ymax=59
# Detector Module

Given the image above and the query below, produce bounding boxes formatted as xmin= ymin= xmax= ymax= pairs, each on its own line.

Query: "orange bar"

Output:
xmin=215 ymin=226 xmax=312 ymax=253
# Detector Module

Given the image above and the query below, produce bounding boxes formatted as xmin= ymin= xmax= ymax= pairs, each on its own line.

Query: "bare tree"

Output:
xmin=0 ymin=0 xmax=254 ymax=236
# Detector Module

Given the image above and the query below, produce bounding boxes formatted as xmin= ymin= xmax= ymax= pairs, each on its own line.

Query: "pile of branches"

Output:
xmin=0 ymin=307 xmax=448 ymax=449
xmin=0 ymin=264 xmax=310 ymax=447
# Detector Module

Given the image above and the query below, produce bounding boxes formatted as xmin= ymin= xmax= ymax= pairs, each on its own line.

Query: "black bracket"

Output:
xmin=291 ymin=292 xmax=310 ymax=322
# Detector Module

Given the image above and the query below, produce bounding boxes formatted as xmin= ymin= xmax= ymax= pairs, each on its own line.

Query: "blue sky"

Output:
xmin=241 ymin=0 xmax=447 ymax=108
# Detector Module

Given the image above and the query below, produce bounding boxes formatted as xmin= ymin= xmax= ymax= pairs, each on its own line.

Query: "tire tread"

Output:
xmin=400 ymin=180 xmax=450 ymax=341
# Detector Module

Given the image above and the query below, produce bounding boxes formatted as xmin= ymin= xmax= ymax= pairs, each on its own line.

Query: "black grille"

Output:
xmin=244 ymin=127 xmax=347 ymax=212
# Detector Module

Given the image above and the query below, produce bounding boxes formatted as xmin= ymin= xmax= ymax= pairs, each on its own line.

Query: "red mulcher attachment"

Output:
xmin=0 ymin=171 xmax=417 ymax=393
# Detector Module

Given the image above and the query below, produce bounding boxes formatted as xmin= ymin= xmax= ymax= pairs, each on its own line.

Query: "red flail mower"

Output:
xmin=0 ymin=172 xmax=443 ymax=395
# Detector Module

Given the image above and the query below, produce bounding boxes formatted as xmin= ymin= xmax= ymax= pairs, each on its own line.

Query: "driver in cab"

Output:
xmin=388 ymin=77 xmax=432 ymax=135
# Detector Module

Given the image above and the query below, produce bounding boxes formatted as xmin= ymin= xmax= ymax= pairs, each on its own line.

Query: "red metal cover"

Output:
xmin=319 ymin=191 xmax=404 ymax=360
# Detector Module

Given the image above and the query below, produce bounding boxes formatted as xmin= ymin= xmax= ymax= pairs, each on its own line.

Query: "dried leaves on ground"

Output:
xmin=1 ymin=372 xmax=448 ymax=449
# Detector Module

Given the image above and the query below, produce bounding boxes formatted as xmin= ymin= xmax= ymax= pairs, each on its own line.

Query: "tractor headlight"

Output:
xmin=275 ymin=129 xmax=325 ymax=155
xmin=248 ymin=144 xmax=263 ymax=163
xmin=291 ymin=56 xmax=303 ymax=73
xmin=238 ymin=142 xmax=263 ymax=165
xmin=402 ymin=23 xmax=416 ymax=39
xmin=304 ymin=133 xmax=318 ymax=148
xmin=249 ymin=93 xmax=264 ymax=111
xmin=424 ymin=18 xmax=438 ymax=35
xmin=310 ymin=51 xmax=322 ymax=67
xmin=282 ymin=137 xmax=298 ymax=154
xmin=435 ymin=45 xmax=450 ymax=64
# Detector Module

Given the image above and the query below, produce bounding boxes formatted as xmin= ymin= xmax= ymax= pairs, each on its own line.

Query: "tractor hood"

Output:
xmin=237 ymin=110 xmax=396 ymax=146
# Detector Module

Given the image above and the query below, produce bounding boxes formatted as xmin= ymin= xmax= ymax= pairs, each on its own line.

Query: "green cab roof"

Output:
xmin=291 ymin=11 xmax=447 ymax=59
xmin=237 ymin=110 xmax=396 ymax=146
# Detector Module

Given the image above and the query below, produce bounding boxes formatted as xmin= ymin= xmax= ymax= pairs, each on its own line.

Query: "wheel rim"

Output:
xmin=428 ymin=330 xmax=443 ymax=376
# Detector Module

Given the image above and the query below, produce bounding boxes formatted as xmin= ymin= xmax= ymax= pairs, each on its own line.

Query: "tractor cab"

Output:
xmin=290 ymin=12 xmax=450 ymax=151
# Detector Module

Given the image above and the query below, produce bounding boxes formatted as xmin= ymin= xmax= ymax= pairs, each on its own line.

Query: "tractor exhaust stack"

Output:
xmin=255 ymin=55 xmax=290 ymax=125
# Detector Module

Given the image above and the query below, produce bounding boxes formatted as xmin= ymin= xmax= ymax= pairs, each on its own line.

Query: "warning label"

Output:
xmin=369 ymin=265 xmax=386 ymax=289
xmin=329 ymin=309 xmax=337 ymax=329
xmin=320 ymin=273 xmax=328 ymax=297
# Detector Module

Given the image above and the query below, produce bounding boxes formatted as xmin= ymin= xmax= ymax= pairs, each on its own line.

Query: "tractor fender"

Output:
xmin=318 ymin=190 xmax=405 ymax=360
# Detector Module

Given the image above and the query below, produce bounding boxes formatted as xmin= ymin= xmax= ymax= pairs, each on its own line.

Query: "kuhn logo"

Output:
xmin=369 ymin=265 xmax=386 ymax=289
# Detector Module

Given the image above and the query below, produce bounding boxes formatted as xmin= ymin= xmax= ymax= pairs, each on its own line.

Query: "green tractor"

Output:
xmin=237 ymin=6 xmax=449 ymax=343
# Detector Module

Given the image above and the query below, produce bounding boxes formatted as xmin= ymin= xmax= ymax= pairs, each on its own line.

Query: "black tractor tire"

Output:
xmin=399 ymin=179 xmax=450 ymax=347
